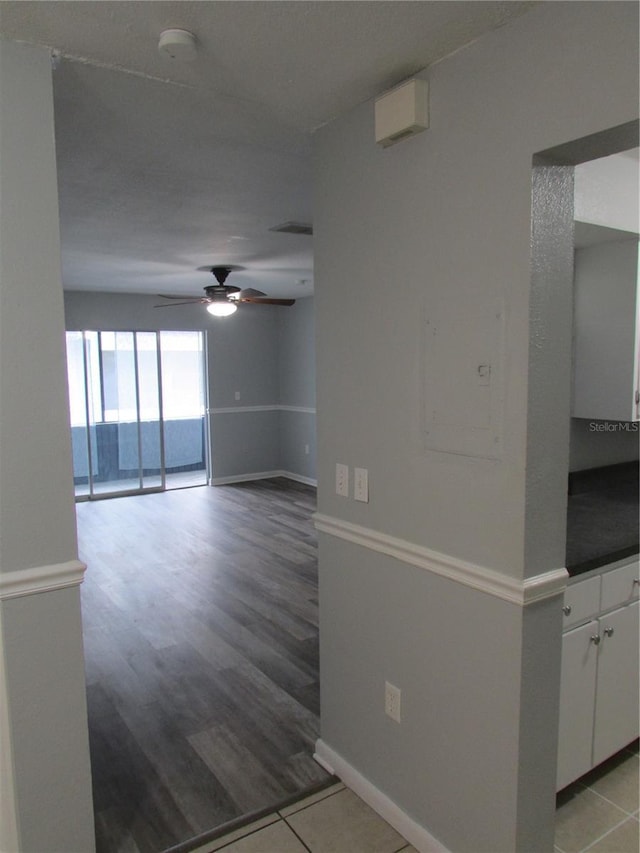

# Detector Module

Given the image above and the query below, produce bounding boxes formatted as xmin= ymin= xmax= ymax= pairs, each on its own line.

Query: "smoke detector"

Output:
xmin=158 ymin=29 xmax=198 ymax=62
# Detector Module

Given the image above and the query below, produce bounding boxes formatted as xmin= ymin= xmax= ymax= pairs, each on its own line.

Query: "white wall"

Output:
xmin=569 ymin=237 xmax=640 ymax=469
xmin=569 ymin=419 xmax=639 ymax=471
xmin=314 ymin=3 xmax=638 ymax=850
xmin=575 ymin=150 xmax=639 ymax=233
xmin=572 ymin=239 xmax=639 ymax=422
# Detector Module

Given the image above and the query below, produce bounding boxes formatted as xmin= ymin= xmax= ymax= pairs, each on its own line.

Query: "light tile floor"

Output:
xmin=190 ymin=783 xmax=416 ymax=853
xmin=189 ymin=742 xmax=638 ymax=853
xmin=555 ymin=743 xmax=639 ymax=853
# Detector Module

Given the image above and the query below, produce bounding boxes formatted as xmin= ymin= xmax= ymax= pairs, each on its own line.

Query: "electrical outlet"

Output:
xmin=304 ymin=444 xmax=310 ymax=455
xmin=354 ymin=467 xmax=369 ymax=502
xmin=234 ymin=391 xmax=241 ymax=401
xmin=335 ymin=463 xmax=349 ymax=497
xmin=385 ymin=681 xmax=401 ymax=723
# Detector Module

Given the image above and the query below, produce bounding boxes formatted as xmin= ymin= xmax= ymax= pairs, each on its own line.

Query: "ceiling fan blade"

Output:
xmin=156 ymin=294 xmax=204 ymax=301
xmin=238 ymin=297 xmax=296 ymax=306
xmin=238 ymin=288 xmax=267 ymax=298
xmin=154 ymin=300 xmax=207 ymax=308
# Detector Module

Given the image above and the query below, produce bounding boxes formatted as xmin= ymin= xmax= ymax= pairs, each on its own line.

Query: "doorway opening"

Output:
xmin=531 ymin=121 xmax=639 ymax=846
xmin=66 ymin=329 xmax=208 ymax=499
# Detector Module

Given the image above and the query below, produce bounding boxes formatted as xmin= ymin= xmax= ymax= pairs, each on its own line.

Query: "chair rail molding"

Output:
xmin=313 ymin=513 xmax=568 ymax=606
xmin=0 ymin=560 xmax=87 ymax=600
xmin=208 ymin=404 xmax=316 ymax=414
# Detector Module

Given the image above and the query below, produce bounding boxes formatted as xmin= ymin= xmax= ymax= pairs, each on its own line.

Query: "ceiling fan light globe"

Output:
xmin=207 ymin=301 xmax=237 ymax=317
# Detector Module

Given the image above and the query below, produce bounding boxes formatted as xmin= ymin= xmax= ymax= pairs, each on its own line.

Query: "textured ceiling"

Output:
xmin=0 ymin=1 xmax=539 ymax=298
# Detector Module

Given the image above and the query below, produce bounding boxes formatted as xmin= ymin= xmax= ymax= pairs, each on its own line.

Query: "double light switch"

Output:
xmin=335 ymin=463 xmax=369 ymax=503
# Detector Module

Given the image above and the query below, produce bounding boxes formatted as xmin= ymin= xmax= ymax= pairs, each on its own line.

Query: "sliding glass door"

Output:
xmin=66 ymin=330 xmax=206 ymax=499
xmin=66 ymin=330 xmax=94 ymax=498
xmin=159 ymin=331 xmax=207 ymax=490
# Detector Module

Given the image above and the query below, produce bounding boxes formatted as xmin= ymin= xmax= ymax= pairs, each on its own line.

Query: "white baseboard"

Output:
xmin=209 ymin=470 xmax=281 ymax=486
xmin=280 ymin=471 xmax=317 ymax=487
xmin=209 ymin=470 xmax=317 ymax=487
xmin=314 ymin=739 xmax=450 ymax=853
xmin=208 ymin=405 xmax=316 ymax=415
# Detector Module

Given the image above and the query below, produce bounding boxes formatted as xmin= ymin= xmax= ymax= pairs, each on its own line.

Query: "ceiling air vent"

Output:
xmin=269 ymin=221 xmax=313 ymax=236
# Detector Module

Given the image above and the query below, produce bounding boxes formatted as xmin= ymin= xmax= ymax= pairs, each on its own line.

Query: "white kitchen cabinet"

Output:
xmin=557 ymin=620 xmax=599 ymax=791
xmin=600 ymin=560 xmax=640 ymax=611
xmin=593 ymin=601 xmax=639 ymax=766
xmin=557 ymin=561 xmax=640 ymax=790
xmin=572 ymin=238 xmax=639 ymax=422
xmin=562 ymin=574 xmax=601 ymax=630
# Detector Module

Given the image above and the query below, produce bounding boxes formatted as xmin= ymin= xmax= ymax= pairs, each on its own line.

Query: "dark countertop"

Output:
xmin=566 ymin=463 xmax=639 ymax=577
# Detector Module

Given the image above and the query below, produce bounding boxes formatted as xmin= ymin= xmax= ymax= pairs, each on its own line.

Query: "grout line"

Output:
xmin=581 ymin=783 xmax=638 ymax=817
xmin=283 ymin=819 xmax=313 ymax=853
xmin=579 ymin=813 xmax=637 ymax=853
xmin=278 ymin=785 xmax=344 ymax=818
xmin=211 ymin=824 xmax=276 ymax=853
xmin=281 ymin=790 xmax=410 ymax=853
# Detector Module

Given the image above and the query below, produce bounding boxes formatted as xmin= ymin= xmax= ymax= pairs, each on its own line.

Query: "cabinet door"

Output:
xmin=593 ymin=601 xmax=640 ymax=767
xmin=557 ymin=620 xmax=599 ymax=790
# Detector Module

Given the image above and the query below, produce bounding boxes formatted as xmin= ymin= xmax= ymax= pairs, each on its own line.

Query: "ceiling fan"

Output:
xmin=155 ymin=266 xmax=295 ymax=316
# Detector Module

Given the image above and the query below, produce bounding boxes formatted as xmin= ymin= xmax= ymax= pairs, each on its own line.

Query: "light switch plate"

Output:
xmin=385 ymin=681 xmax=401 ymax=723
xmin=354 ymin=467 xmax=369 ymax=502
xmin=336 ymin=463 xmax=349 ymax=497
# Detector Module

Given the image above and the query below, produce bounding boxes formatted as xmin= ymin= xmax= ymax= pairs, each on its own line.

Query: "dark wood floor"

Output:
xmin=77 ymin=478 xmax=328 ymax=853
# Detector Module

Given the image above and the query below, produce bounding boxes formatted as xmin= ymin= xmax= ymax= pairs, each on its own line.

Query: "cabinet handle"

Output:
xmin=562 ymin=604 xmax=572 ymax=616
xmin=590 ymin=634 xmax=601 ymax=645
xmin=603 ymin=627 xmax=614 ymax=638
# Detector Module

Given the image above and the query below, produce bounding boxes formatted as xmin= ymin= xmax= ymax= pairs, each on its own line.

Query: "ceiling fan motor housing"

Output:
xmin=204 ymin=284 xmax=240 ymax=300
xmin=206 ymin=266 xmax=240 ymax=300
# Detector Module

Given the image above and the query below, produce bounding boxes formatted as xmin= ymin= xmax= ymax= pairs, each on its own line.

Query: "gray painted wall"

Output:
xmin=278 ymin=409 xmax=317 ymax=482
xmin=278 ymin=297 xmax=316 ymax=481
xmin=2 ymin=588 xmax=95 ymax=852
xmin=314 ymin=3 xmax=637 ymax=850
xmin=0 ymin=38 xmax=95 ymax=852
xmin=318 ymin=537 xmax=528 ymax=851
xmin=64 ymin=290 xmax=317 ymax=481
xmin=278 ymin=296 xmax=316 ymax=408
xmin=211 ymin=410 xmax=280 ymax=479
